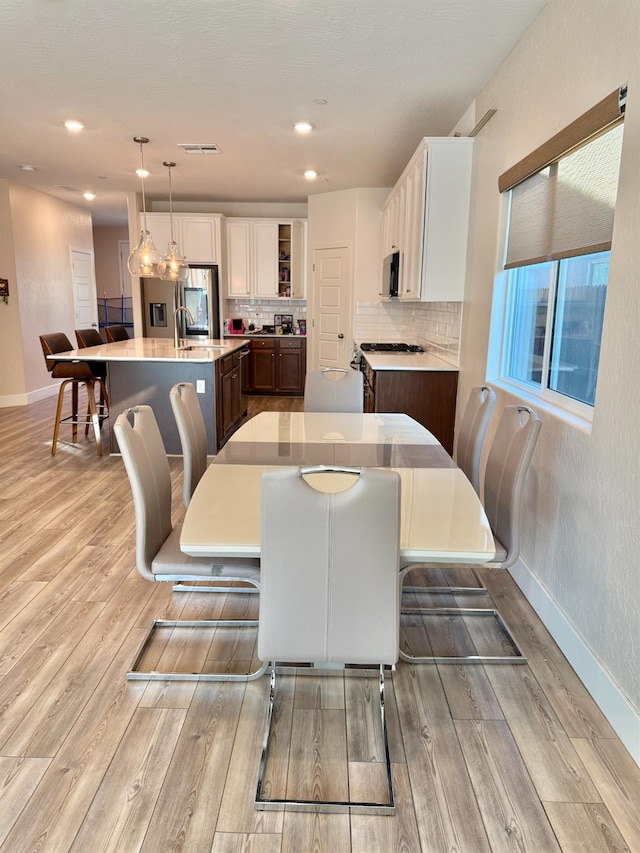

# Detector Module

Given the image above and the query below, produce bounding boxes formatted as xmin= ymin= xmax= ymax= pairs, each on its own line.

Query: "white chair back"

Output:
xmin=258 ymin=466 xmax=400 ymax=665
xmin=455 ymin=384 xmax=496 ymax=494
xmin=170 ymin=382 xmax=208 ymax=506
xmin=303 ymin=368 xmax=364 ymax=413
xmin=484 ymin=405 xmax=541 ymax=569
xmin=114 ymin=405 xmax=173 ymax=580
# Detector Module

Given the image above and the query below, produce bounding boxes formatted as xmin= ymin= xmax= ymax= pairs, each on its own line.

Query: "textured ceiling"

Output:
xmin=0 ymin=0 xmax=546 ymax=225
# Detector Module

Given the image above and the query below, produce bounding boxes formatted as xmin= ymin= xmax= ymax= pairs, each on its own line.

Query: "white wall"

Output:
xmin=307 ymin=187 xmax=388 ymax=300
xmin=460 ymin=0 xmax=640 ymax=760
xmin=0 ymin=181 xmax=27 ymax=402
xmin=0 ymin=183 xmax=94 ymax=405
xmin=93 ymin=225 xmax=129 ymax=299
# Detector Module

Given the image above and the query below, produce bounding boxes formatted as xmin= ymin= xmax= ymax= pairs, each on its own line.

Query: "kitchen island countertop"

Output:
xmin=48 ymin=337 xmax=250 ymax=364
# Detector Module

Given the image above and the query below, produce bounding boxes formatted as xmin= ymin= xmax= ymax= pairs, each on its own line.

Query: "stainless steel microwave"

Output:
xmin=382 ymin=250 xmax=400 ymax=298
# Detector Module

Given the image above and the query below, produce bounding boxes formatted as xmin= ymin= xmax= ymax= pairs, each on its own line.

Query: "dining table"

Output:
xmin=179 ymin=411 xmax=495 ymax=564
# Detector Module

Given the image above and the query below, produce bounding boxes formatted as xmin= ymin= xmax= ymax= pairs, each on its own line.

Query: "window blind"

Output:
xmin=505 ymin=123 xmax=624 ymax=268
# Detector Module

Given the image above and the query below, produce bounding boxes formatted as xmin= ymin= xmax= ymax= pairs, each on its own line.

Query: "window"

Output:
xmin=497 ymin=89 xmax=625 ymax=415
xmin=503 ymin=252 xmax=609 ymax=407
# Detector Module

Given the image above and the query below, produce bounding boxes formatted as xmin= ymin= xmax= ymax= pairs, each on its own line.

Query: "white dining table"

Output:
xmin=180 ymin=412 xmax=495 ymax=564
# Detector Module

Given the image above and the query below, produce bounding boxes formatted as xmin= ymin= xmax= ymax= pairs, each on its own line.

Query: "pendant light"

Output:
xmin=127 ymin=136 xmax=162 ymax=277
xmin=158 ymin=161 xmax=189 ymax=281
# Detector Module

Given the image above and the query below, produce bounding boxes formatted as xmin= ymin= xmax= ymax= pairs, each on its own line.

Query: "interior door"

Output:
xmin=311 ymin=245 xmax=352 ymax=370
xmin=71 ymin=249 xmax=99 ymax=330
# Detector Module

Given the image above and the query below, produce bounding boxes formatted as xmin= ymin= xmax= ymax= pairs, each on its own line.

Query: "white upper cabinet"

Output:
xmin=181 ymin=216 xmax=221 ymax=263
xmin=139 ymin=213 xmax=222 ymax=264
xmin=382 ymin=138 xmax=473 ymax=301
xmin=226 ymin=218 xmax=307 ymax=299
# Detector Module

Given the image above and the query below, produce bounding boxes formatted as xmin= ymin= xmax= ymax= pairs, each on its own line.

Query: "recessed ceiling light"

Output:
xmin=294 ymin=122 xmax=313 ymax=134
xmin=19 ymin=164 xmax=36 ymax=171
xmin=83 ymin=192 xmax=96 ymax=200
xmin=64 ymin=120 xmax=85 ymax=132
xmin=136 ymin=168 xmax=149 ymax=178
xmin=304 ymin=170 xmax=318 ymax=180
xmin=313 ymin=99 xmax=328 ymax=106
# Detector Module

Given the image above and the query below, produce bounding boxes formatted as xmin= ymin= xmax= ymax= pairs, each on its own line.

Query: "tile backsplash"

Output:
xmin=354 ymin=300 xmax=461 ymax=364
xmin=223 ymin=298 xmax=306 ymax=329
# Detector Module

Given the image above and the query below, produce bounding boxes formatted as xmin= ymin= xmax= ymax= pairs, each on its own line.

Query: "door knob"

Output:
xmin=338 ymin=333 xmax=344 ymax=339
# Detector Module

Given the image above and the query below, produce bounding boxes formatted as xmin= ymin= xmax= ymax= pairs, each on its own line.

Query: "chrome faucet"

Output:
xmin=174 ymin=305 xmax=195 ymax=349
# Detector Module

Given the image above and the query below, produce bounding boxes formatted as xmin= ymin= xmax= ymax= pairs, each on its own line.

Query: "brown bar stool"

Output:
xmin=104 ymin=325 xmax=130 ymax=343
xmin=75 ymin=328 xmax=110 ymax=425
xmin=39 ymin=332 xmax=108 ymax=456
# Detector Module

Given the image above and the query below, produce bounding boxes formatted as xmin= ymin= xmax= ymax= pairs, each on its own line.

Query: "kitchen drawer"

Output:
xmin=218 ymin=352 xmax=235 ymax=375
xmin=278 ymin=337 xmax=303 ymax=350
xmin=251 ymin=338 xmax=276 ymax=350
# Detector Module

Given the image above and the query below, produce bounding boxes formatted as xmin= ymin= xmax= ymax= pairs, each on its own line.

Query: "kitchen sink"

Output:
xmin=178 ymin=344 xmax=226 ymax=351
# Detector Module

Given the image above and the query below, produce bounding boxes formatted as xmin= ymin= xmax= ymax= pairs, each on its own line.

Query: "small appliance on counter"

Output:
xmin=274 ymin=313 xmax=294 ymax=334
xmin=229 ymin=318 xmax=245 ymax=335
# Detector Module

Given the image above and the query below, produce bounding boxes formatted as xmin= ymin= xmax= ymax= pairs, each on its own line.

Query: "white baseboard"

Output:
xmin=510 ymin=559 xmax=640 ymax=766
xmin=0 ymin=384 xmax=59 ymax=408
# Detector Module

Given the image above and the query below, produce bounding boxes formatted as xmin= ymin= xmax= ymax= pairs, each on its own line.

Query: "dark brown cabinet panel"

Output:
xmin=249 ymin=339 xmax=277 ymax=392
xmin=248 ymin=337 xmax=306 ymax=395
xmin=365 ymin=366 xmax=458 ymax=455
xmin=277 ymin=338 xmax=305 ymax=393
xmin=216 ymin=347 xmax=249 ymax=451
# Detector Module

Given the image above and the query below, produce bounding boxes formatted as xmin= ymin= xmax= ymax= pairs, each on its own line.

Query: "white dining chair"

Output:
xmin=303 ymin=367 xmax=364 ymax=413
xmin=255 ymin=464 xmax=400 ymax=813
xmin=401 ymin=403 xmax=541 ymax=664
xmin=403 ymin=384 xmax=496 ymax=601
xmin=170 ymin=381 xmax=209 ymax=507
xmin=114 ymin=404 xmax=267 ymax=682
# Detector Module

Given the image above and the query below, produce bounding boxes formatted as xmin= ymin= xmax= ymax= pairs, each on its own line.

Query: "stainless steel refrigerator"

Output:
xmin=142 ymin=265 xmax=222 ymax=341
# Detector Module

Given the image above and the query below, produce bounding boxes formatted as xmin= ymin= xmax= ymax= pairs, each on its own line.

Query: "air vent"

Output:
xmin=177 ymin=143 xmax=221 ymax=154
xmin=55 ymin=185 xmax=81 ymax=193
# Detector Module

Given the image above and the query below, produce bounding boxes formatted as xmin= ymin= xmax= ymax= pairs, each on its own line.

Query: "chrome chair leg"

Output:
xmin=127 ymin=618 xmax=268 ymax=681
xmin=401 ymin=565 xmax=527 ymax=664
xmin=255 ymin=664 xmax=395 ymax=814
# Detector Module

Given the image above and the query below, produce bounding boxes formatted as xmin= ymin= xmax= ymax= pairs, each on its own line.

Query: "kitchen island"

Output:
xmin=48 ymin=338 xmax=250 ymax=455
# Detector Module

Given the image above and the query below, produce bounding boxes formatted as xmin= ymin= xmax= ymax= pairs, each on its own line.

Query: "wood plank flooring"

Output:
xmin=0 ymin=394 xmax=638 ymax=852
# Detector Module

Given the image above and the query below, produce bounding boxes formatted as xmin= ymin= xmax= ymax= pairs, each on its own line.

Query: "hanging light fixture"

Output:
xmin=127 ymin=136 xmax=162 ymax=277
xmin=158 ymin=161 xmax=189 ymax=281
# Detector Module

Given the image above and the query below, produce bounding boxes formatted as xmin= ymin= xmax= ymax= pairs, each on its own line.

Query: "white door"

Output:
xmin=311 ymin=246 xmax=352 ymax=370
xmin=71 ymin=249 xmax=99 ymax=329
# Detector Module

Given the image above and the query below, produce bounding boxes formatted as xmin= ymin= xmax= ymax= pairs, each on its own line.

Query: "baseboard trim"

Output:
xmin=0 ymin=384 xmax=59 ymax=408
xmin=510 ymin=559 xmax=640 ymax=765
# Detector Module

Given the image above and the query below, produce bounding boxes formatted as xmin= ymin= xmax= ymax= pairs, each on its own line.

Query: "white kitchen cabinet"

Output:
xmin=226 ymin=218 xmax=306 ymax=299
xmin=181 ymin=216 xmax=221 ymax=263
xmin=139 ymin=213 xmax=222 ymax=264
xmin=382 ymin=138 xmax=473 ymax=302
xmin=226 ymin=219 xmax=278 ymax=298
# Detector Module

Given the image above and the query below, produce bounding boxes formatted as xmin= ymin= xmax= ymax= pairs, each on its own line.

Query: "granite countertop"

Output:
xmin=46 ymin=337 xmax=251 ymax=364
xmin=363 ymin=351 xmax=458 ymax=372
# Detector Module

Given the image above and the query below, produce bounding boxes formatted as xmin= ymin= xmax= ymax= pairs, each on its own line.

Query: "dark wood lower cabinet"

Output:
xmin=365 ymin=364 xmax=458 ymax=455
xmin=249 ymin=339 xmax=277 ymax=392
xmin=216 ymin=347 xmax=249 ymax=451
xmin=248 ymin=337 xmax=306 ymax=395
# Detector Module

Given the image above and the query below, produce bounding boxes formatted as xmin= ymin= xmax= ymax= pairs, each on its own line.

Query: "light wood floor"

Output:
xmin=0 ymin=393 xmax=638 ymax=852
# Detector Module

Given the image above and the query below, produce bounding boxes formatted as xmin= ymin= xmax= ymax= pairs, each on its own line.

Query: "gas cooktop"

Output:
xmin=360 ymin=342 xmax=424 ymax=353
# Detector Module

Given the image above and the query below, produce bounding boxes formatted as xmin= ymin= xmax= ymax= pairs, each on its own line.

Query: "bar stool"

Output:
xmin=104 ymin=325 xmax=130 ymax=343
xmin=75 ymin=329 xmax=109 ymax=426
xmin=39 ymin=333 xmax=108 ymax=456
